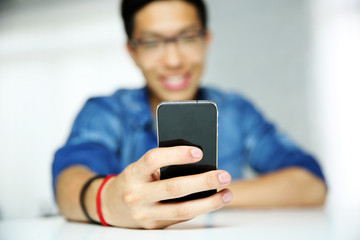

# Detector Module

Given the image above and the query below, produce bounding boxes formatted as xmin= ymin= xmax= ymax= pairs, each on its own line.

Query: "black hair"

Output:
xmin=121 ymin=0 xmax=207 ymax=40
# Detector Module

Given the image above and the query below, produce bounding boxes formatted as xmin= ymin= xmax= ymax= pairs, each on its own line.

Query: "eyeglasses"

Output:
xmin=129 ymin=30 xmax=206 ymax=59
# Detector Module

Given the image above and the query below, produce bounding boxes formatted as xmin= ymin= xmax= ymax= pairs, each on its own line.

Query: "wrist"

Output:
xmin=100 ymin=176 xmax=117 ymax=226
xmin=96 ymin=175 xmax=117 ymax=226
xmin=84 ymin=178 xmax=104 ymax=222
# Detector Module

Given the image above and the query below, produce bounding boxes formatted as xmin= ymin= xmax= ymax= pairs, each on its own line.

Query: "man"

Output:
xmin=53 ymin=0 xmax=326 ymax=229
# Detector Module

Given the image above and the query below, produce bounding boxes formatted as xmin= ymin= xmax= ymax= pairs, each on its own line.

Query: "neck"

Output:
xmin=146 ymin=88 xmax=202 ymax=117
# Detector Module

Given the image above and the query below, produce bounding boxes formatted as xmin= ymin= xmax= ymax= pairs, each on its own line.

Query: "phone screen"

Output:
xmin=157 ymin=101 xmax=217 ymax=202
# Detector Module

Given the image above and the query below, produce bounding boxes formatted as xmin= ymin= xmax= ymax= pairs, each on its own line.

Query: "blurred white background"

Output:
xmin=0 ymin=0 xmax=359 ymax=222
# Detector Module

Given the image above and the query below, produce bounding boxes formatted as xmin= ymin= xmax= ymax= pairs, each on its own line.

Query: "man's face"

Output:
xmin=128 ymin=0 xmax=210 ymax=105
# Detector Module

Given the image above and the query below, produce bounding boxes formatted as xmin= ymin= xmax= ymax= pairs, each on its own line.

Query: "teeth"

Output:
xmin=166 ymin=76 xmax=184 ymax=85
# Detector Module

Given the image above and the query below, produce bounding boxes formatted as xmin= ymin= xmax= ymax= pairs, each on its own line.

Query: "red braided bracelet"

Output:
xmin=96 ymin=174 xmax=116 ymax=226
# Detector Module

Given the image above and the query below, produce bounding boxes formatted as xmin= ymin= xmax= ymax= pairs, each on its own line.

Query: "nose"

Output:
xmin=162 ymin=43 xmax=183 ymax=68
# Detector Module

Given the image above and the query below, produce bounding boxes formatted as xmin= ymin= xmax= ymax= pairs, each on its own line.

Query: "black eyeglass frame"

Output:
xmin=129 ymin=30 xmax=207 ymax=49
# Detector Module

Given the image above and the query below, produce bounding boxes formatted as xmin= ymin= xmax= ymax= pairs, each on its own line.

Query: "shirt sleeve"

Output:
xmin=52 ymin=97 xmax=123 ymax=195
xmin=241 ymin=100 xmax=326 ymax=182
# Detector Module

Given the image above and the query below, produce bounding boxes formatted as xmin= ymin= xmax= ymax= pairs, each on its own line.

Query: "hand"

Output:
xmin=101 ymin=146 xmax=232 ymax=229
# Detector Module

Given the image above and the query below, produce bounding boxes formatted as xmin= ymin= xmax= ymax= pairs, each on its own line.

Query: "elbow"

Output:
xmin=311 ymin=178 xmax=327 ymax=206
xmin=292 ymin=167 xmax=327 ymax=206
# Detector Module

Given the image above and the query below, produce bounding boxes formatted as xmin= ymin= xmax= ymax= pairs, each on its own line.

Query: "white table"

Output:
xmin=1 ymin=208 xmax=359 ymax=240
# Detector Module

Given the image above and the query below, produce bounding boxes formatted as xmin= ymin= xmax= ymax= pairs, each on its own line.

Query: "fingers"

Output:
xmin=147 ymin=170 xmax=231 ymax=202
xmin=151 ymin=170 xmax=160 ymax=181
xmin=151 ymin=189 xmax=233 ymax=221
xmin=135 ymin=146 xmax=203 ymax=177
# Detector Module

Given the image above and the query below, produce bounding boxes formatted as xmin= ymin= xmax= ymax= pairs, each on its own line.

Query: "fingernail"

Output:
xmin=191 ymin=148 xmax=202 ymax=159
xmin=218 ymin=173 xmax=230 ymax=184
xmin=223 ymin=192 xmax=233 ymax=203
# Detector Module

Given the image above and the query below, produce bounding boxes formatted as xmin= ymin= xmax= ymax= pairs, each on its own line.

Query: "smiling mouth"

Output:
xmin=160 ymin=74 xmax=191 ymax=91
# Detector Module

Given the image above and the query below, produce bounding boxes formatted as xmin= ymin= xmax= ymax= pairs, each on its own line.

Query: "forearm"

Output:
xmin=225 ymin=167 xmax=326 ymax=208
xmin=55 ymin=166 xmax=102 ymax=222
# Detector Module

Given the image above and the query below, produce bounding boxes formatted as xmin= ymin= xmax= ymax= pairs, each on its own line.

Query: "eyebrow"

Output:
xmin=138 ymin=25 xmax=203 ymax=38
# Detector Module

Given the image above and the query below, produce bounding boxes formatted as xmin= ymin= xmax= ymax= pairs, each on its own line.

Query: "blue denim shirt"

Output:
xmin=52 ymin=87 xmax=325 ymax=192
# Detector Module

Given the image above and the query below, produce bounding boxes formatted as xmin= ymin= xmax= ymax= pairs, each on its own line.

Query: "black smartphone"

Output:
xmin=156 ymin=100 xmax=218 ymax=202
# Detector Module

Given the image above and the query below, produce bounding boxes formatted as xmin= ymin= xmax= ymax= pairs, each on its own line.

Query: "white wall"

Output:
xmin=0 ymin=0 xmax=143 ymax=219
xmin=1 ymin=0 xmax=349 ymax=219
xmin=310 ymin=0 xmax=360 ymax=235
